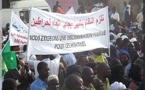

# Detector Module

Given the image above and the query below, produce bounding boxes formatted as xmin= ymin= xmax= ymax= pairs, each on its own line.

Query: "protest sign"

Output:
xmin=66 ymin=7 xmax=75 ymax=14
xmin=9 ymin=11 xmax=28 ymax=46
xmin=28 ymin=7 xmax=109 ymax=55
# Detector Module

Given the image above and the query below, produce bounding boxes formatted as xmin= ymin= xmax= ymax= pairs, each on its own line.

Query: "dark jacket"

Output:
xmin=4 ymin=69 xmax=35 ymax=90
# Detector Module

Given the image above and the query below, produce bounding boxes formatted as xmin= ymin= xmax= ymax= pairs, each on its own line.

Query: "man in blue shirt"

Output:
xmin=122 ymin=2 xmax=127 ymax=22
xmin=30 ymin=62 xmax=50 ymax=90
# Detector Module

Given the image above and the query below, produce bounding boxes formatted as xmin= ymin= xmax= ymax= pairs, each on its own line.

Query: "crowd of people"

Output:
xmin=1 ymin=0 xmax=145 ymax=90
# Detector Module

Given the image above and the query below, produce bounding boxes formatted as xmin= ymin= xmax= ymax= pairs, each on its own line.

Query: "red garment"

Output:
xmin=128 ymin=81 xmax=138 ymax=90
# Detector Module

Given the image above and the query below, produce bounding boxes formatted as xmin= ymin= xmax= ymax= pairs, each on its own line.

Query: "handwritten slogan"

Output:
xmin=30 ymin=15 xmax=104 ymax=29
xmin=31 ymin=14 xmax=104 ymax=29
xmin=27 ymin=7 xmax=109 ymax=55
xmin=10 ymin=11 xmax=28 ymax=46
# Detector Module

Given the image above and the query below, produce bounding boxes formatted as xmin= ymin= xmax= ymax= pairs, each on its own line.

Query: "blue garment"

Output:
xmin=119 ymin=48 xmax=132 ymax=77
xmin=30 ymin=77 xmax=47 ymax=90
xmin=110 ymin=43 xmax=119 ymax=59
xmin=119 ymin=48 xmax=129 ymax=58
xmin=109 ymin=11 xmax=112 ymax=18
xmin=124 ymin=63 xmax=131 ymax=76
xmin=62 ymin=53 xmax=76 ymax=67
xmin=129 ymin=26 xmax=136 ymax=31
xmin=122 ymin=6 xmax=127 ymax=21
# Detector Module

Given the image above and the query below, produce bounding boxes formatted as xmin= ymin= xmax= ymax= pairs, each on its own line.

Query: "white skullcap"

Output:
xmin=130 ymin=37 xmax=137 ymax=42
xmin=121 ymin=35 xmax=128 ymax=40
xmin=47 ymin=75 xmax=59 ymax=82
xmin=126 ymin=5 xmax=131 ymax=8
xmin=110 ymin=81 xmax=126 ymax=90
xmin=115 ymin=33 xmax=122 ymax=40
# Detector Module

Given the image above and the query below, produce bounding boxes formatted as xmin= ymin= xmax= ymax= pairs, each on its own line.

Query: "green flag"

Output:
xmin=2 ymin=40 xmax=17 ymax=70
xmin=2 ymin=41 xmax=10 ymax=76
xmin=2 ymin=58 xmax=8 ymax=76
xmin=2 ymin=40 xmax=10 ymax=53
xmin=2 ymin=52 xmax=17 ymax=69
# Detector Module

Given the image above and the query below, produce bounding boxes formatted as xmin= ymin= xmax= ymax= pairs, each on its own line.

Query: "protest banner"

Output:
xmin=66 ymin=7 xmax=75 ymax=14
xmin=9 ymin=11 xmax=28 ymax=46
xmin=27 ymin=7 xmax=109 ymax=55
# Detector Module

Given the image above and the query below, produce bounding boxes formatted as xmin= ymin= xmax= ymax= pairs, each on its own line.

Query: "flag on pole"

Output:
xmin=2 ymin=59 xmax=8 ymax=76
xmin=2 ymin=40 xmax=10 ymax=53
xmin=2 ymin=52 xmax=17 ymax=70
xmin=2 ymin=40 xmax=17 ymax=71
xmin=2 ymin=41 xmax=10 ymax=76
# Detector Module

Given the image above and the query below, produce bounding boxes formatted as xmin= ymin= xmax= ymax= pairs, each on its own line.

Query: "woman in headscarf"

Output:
xmin=124 ymin=5 xmax=134 ymax=27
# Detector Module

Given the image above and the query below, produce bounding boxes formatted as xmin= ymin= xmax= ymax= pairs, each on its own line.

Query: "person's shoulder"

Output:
xmin=116 ymin=12 xmax=120 ymax=15
xmin=30 ymin=77 xmax=39 ymax=85
xmin=30 ymin=78 xmax=40 ymax=89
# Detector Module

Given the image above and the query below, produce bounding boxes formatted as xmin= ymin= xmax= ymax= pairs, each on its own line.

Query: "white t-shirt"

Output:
xmin=136 ymin=12 xmax=143 ymax=28
xmin=62 ymin=53 xmax=76 ymax=67
xmin=111 ymin=12 xmax=120 ymax=21
xmin=28 ymin=54 xmax=61 ymax=78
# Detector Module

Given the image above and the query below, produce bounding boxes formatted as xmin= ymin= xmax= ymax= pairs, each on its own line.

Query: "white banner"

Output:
xmin=28 ymin=7 xmax=109 ymax=55
xmin=9 ymin=11 xmax=28 ymax=46
xmin=66 ymin=7 xmax=75 ymax=14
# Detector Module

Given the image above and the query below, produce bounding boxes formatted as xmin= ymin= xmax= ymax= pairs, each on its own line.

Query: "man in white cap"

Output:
xmin=125 ymin=5 xmax=133 ymax=27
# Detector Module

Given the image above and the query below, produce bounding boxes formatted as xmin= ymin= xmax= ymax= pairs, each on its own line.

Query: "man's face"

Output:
xmin=40 ymin=65 xmax=49 ymax=79
xmin=112 ymin=7 xmax=116 ymax=13
xmin=127 ymin=43 xmax=135 ymax=52
xmin=73 ymin=78 xmax=84 ymax=90
xmin=120 ymin=54 xmax=129 ymax=66
xmin=88 ymin=68 xmax=95 ymax=82
xmin=48 ymin=79 xmax=59 ymax=90
xmin=80 ymin=56 xmax=89 ymax=67
xmin=103 ymin=64 xmax=111 ymax=78
xmin=128 ymin=32 xmax=135 ymax=39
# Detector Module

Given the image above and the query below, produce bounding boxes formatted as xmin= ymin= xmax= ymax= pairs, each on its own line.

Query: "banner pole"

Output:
xmin=26 ymin=6 xmax=32 ymax=62
xmin=106 ymin=6 xmax=110 ymax=57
